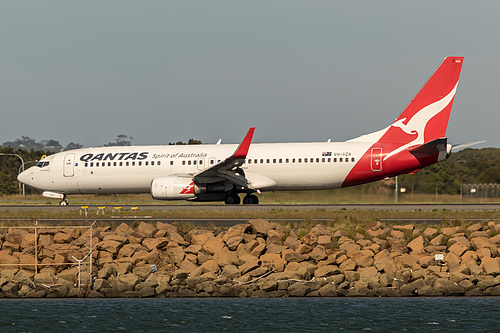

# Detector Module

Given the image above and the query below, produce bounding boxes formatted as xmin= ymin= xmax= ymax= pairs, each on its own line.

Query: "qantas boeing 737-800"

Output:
xmin=18 ymin=57 xmax=464 ymax=205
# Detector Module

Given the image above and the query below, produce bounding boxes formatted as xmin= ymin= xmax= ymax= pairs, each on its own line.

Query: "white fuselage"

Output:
xmin=19 ymin=141 xmax=372 ymax=195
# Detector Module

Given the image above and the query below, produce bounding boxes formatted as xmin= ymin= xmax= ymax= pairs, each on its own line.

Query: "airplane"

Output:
xmin=18 ymin=56 xmax=464 ymax=205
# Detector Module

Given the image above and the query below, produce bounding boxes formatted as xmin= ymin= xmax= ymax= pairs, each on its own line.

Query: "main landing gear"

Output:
xmin=224 ymin=193 xmax=259 ymax=205
xmin=59 ymin=196 xmax=69 ymax=205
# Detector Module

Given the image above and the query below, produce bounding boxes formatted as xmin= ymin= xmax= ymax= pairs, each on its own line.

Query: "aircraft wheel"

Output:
xmin=59 ymin=199 xmax=69 ymax=206
xmin=224 ymin=193 xmax=241 ymax=205
xmin=243 ymin=194 xmax=259 ymax=205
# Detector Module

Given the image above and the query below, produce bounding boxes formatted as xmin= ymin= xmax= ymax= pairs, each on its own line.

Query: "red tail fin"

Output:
xmin=375 ymin=57 xmax=463 ymax=160
xmin=393 ymin=57 xmax=463 ymax=143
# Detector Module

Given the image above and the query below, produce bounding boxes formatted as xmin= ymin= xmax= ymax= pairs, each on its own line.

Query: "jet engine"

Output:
xmin=151 ymin=176 xmax=197 ymax=200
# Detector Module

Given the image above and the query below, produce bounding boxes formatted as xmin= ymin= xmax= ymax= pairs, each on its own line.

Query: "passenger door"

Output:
xmin=63 ymin=153 xmax=75 ymax=177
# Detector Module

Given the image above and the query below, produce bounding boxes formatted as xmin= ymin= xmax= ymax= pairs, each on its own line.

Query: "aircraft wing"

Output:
xmin=193 ymin=128 xmax=255 ymax=189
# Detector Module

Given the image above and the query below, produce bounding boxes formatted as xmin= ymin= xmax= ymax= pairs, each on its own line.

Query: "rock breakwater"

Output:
xmin=1 ymin=219 xmax=500 ymax=298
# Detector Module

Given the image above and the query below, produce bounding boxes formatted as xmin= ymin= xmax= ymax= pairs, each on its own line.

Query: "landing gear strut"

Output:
xmin=59 ymin=196 xmax=69 ymax=206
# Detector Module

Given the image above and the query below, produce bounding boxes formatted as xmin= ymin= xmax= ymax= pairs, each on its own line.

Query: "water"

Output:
xmin=0 ymin=298 xmax=498 ymax=332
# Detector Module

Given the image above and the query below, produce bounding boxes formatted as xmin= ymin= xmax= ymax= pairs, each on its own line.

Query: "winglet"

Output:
xmin=230 ymin=127 xmax=255 ymax=159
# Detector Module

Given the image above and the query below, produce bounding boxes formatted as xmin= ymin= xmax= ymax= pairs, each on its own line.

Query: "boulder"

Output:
xmin=200 ymin=260 xmax=220 ymax=274
xmin=115 ymin=222 xmax=133 ymax=237
xmin=309 ymin=245 xmax=328 ymax=262
xmin=260 ymin=253 xmax=286 ymax=272
xmin=282 ymin=249 xmax=305 ymax=263
xmin=407 ymin=236 xmax=425 ymax=253
xmin=221 ymin=265 xmax=241 ymax=279
xmin=481 ymin=257 xmax=500 ymax=275
xmin=266 ymin=229 xmax=284 ymax=245
xmin=287 ymin=282 xmax=311 ymax=297
xmin=390 ymin=230 xmax=405 ymax=239
xmin=422 ymin=227 xmax=438 ymax=239
xmin=471 ymin=237 xmax=495 ymax=251
xmin=21 ymin=233 xmax=36 ymax=248
xmin=142 ymin=237 xmax=169 ymax=251
xmin=249 ymin=219 xmax=273 ymax=236
xmin=301 ymin=232 xmax=318 ymax=246
xmin=433 ymin=278 xmax=466 ymax=295
xmin=466 ymin=223 xmax=483 ymax=233
xmin=339 ymin=259 xmax=356 ymax=272
xmin=53 ymin=232 xmax=72 ymax=244
xmin=441 ymin=226 xmax=461 ymax=236
xmin=97 ymin=240 xmax=122 ymax=255
xmin=188 ymin=230 xmax=214 ymax=246
xmin=449 ymin=242 xmax=468 ymax=257
xmin=167 ymin=232 xmax=188 ymax=246
xmin=136 ymin=222 xmax=157 ymax=238
xmin=429 ymin=234 xmax=444 ymax=246
xmin=374 ymin=250 xmax=397 ymax=274
xmin=283 ymin=231 xmax=301 ymax=250
xmin=351 ymin=250 xmax=374 ymax=268
xmin=127 ymin=232 xmax=144 ymax=244
xmin=203 ymin=237 xmax=226 ymax=256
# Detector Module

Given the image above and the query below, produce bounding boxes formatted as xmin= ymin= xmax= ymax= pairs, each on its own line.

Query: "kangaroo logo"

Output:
xmin=179 ymin=182 xmax=195 ymax=194
xmin=383 ymin=83 xmax=458 ymax=161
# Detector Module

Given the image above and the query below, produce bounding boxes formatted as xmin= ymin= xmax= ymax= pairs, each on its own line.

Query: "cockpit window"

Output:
xmin=35 ymin=161 xmax=50 ymax=168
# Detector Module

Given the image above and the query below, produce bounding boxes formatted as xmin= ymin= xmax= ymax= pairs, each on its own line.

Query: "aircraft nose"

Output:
xmin=17 ymin=169 xmax=32 ymax=185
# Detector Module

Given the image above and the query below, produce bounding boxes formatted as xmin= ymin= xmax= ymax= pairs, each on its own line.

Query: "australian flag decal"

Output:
xmin=322 ymin=152 xmax=332 ymax=156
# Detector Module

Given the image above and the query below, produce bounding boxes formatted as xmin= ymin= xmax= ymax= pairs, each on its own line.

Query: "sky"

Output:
xmin=0 ymin=1 xmax=498 ymax=148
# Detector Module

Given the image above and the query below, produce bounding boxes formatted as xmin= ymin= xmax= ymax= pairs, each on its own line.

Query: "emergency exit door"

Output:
xmin=371 ymin=148 xmax=382 ymax=171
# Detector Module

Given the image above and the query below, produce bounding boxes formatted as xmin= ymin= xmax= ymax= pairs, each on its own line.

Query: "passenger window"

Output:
xmin=339 ymin=158 xmax=343 ymax=162
xmin=273 ymin=159 xmax=276 ymax=163
xmin=260 ymin=159 xmax=264 ymax=164
xmin=248 ymin=159 xmax=252 ymax=164
xmin=113 ymin=162 xmax=117 ymax=166
xmin=316 ymin=158 xmax=320 ymax=163
xmin=90 ymin=162 xmax=94 ymax=167
xmin=138 ymin=161 xmax=142 ymax=166
xmin=267 ymin=159 xmax=270 ymax=163
xmin=182 ymin=161 xmax=186 ymax=165
xmin=170 ymin=161 xmax=173 ymax=165
xmin=351 ymin=158 xmax=355 ymax=162
xmin=119 ymin=162 xmax=123 ymax=166
xmin=322 ymin=158 xmax=325 ymax=162
xmin=328 ymin=158 xmax=331 ymax=162
xmin=157 ymin=161 xmax=161 ymax=166
xmin=126 ymin=162 xmax=129 ymax=166
xmin=85 ymin=163 xmax=88 ymax=167
xmin=298 ymin=158 xmax=301 ymax=163
xmin=311 ymin=158 xmax=314 ymax=163
xmin=194 ymin=160 xmax=197 ymax=165
xmin=96 ymin=162 xmax=99 ymax=167
xmin=292 ymin=158 xmax=295 ymax=163
xmin=279 ymin=159 xmax=282 ymax=163
xmin=304 ymin=158 xmax=307 ymax=163
xmin=188 ymin=161 xmax=191 ymax=165
xmin=334 ymin=158 xmax=337 ymax=162
xmin=132 ymin=162 xmax=135 ymax=166
xmin=254 ymin=159 xmax=257 ymax=163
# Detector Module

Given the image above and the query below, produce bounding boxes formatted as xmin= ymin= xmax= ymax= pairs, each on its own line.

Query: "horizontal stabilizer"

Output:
xmin=409 ymin=138 xmax=448 ymax=156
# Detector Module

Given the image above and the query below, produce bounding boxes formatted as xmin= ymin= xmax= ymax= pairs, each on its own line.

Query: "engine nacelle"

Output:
xmin=151 ymin=176 xmax=197 ymax=200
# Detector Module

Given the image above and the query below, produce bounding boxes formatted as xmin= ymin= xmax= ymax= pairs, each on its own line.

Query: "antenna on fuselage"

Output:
xmin=216 ymin=139 xmax=222 ymax=145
